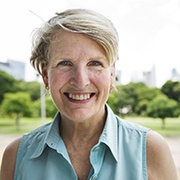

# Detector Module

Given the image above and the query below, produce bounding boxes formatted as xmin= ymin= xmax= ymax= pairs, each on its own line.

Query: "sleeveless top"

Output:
xmin=14 ymin=104 xmax=149 ymax=180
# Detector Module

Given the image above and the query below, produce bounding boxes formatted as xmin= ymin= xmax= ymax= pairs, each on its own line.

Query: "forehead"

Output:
xmin=49 ymin=30 xmax=107 ymax=60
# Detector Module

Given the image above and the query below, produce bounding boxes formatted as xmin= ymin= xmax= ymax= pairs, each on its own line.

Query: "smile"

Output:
xmin=64 ymin=93 xmax=95 ymax=100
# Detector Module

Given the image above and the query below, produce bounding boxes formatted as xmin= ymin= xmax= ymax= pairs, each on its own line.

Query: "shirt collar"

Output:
xmin=31 ymin=112 xmax=61 ymax=159
xmin=31 ymin=104 xmax=119 ymax=162
xmin=99 ymin=104 xmax=119 ymax=162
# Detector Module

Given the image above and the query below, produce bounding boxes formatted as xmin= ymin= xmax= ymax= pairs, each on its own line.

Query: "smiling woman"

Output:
xmin=42 ymin=30 xmax=112 ymax=124
xmin=0 ymin=8 xmax=178 ymax=180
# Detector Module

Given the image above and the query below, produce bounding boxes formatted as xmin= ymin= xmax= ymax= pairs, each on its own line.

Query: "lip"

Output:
xmin=64 ymin=92 xmax=95 ymax=101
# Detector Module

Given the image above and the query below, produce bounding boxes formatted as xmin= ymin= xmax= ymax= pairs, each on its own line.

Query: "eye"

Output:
xmin=88 ymin=60 xmax=103 ymax=67
xmin=57 ymin=60 xmax=72 ymax=67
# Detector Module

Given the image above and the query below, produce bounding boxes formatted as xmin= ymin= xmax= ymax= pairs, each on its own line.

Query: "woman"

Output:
xmin=0 ymin=9 xmax=177 ymax=180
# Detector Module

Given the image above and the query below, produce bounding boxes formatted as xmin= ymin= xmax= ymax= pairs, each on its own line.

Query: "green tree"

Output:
xmin=135 ymin=87 xmax=160 ymax=115
xmin=161 ymin=80 xmax=180 ymax=103
xmin=1 ymin=92 xmax=33 ymax=130
xmin=0 ymin=70 xmax=18 ymax=103
xmin=135 ymin=99 xmax=149 ymax=116
xmin=108 ymin=82 xmax=160 ymax=116
xmin=46 ymin=96 xmax=58 ymax=117
xmin=173 ymin=83 xmax=180 ymax=103
xmin=16 ymin=80 xmax=40 ymax=101
xmin=107 ymin=90 xmax=120 ymax=115
xmin=146 ymin=94 xmax=180 ymax=129
xmin=31 ymin=96 xmax=58 ymax=118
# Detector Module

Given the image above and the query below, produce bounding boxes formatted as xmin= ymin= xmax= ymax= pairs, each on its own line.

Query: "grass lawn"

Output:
xmin=0 ymin=116 xmax=180 ymax=137
xmin=0 ymin=117 xmax=50 ymax=135
xmin=126 ymin=117 xmax=180 ymax=137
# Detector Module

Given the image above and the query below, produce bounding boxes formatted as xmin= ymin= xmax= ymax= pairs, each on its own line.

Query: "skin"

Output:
xmin=0 ymin=31 xmax=178 ymax=180
xmin=43 ymin=31 xmax=114 ymax=124
xmin=42 ymin=31 xmax=114 ymax=179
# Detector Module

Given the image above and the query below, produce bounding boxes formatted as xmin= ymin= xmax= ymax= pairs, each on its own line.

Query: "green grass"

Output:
xmin=0 ymin=117 xmax=180 ymax=137
xmin=126 ymin=117 xmax=180 ymax=137
xmin=0 ymin=117 xmax=49 ymax=135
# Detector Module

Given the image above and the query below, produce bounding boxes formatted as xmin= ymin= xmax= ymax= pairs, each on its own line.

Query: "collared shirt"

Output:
xmin=14 ymin=104 xmax=149 ymax=180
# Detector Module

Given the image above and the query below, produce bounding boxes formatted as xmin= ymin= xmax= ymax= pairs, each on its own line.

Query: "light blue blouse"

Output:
xmin=14 ymin=105 xmax=149 ymax=180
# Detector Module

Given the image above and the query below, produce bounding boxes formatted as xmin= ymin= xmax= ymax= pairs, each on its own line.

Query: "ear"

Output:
xmin=110 ymin=63 xmax=116 ymax=79
xmin=41 ymin=61 xmax=49 ymax=88
xmin=110 ymin=63 xmax=116 ymax=91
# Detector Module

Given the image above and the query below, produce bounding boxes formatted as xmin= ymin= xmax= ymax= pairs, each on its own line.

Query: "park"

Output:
xmin=0 ymin=70 xmax=180 ymax=178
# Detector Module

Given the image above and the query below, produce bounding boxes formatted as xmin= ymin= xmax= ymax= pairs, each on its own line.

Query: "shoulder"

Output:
xmin=0 ymin=123 xmax=51 ymax=180
xmin=20 ymin=121 xmax=52 ymax=146
xmin=147 ymin=130 xmax=178 ymax=180
xmin=116 ymin=116 xmax=149 ymax=134
xmin=0 ymin=137 xmax=21 ymax=180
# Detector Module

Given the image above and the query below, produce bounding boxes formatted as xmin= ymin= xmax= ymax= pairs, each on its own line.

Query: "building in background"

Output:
xmin=171 ymin=68 xmax=180 ymax=81
xmin=142 ymin=65 xmax=156 ymax=87
xmin=130 ymin=65 xmax=156 ymax=87
xmin=0 ymin=60 xmax=25 ymax=80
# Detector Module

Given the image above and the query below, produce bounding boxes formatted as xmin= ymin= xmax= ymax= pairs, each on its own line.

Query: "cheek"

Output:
xmin=48 ymin=70 xmax=69 ymax=89
xmin=93 ymin=70 xmax=112 ymax=89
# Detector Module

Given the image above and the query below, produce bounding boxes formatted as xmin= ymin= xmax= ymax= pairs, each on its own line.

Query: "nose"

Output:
xmin=69 ymin=66 xmax=90 ymax=88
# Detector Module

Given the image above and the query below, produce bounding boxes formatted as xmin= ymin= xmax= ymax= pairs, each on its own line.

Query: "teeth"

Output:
xmin=68 ymin=93 xmax=90 ymax=100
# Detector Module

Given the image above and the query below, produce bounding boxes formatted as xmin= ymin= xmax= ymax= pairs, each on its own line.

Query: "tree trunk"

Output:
xmin=15 ymin=114 xmax=20 ymax=131
xmin=161 ymin=118 xmax=166 ymax=129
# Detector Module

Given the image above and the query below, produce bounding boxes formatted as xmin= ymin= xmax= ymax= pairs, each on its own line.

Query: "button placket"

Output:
xmin=90 ymin=144 xmax=105 ymax=180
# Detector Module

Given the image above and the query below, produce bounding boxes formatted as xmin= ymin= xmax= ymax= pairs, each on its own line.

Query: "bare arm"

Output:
xmin=0 ymin=138 xmax=21 ymax=180
xmin=147 ymin=130 xmax=178 ymax=180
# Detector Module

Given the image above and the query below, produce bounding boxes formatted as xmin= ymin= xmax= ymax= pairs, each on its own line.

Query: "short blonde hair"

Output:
xmin=30 ymin=9 xmax=119 ymax=75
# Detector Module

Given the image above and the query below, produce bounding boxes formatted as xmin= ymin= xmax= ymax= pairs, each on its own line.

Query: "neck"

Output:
xmin=59 ymin=109 xmax=107 ymax=148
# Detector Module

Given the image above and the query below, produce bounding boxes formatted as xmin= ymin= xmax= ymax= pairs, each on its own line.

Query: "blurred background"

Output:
xmin=0 ymin=0 xmax=180 ymax=178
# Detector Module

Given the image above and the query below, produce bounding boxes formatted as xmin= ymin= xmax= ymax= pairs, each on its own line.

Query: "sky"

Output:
xmin=0 ymin=0 xmax=180 ymax=87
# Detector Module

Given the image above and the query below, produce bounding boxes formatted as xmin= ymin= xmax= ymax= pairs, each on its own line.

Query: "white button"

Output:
xmin=91 ymin=174 xmax=97 ymax=180
xmin=94 ymin=146 xmax=100 ymax=151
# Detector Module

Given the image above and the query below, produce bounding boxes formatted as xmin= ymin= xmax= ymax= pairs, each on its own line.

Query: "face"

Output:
xmin=42 ymin=31 xmax=115 ymax=124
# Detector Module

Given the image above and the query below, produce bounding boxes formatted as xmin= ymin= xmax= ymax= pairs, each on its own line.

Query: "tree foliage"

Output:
xmin=146 ymin=94 xmax=180 ymax=128
xmin=161 ymin=80 xmax=180 ymax=103
xmin=46 ymin=96 xmax=58 ymax=117
xmin=0 ymin=70 xmax=18 ymax=103
xmin=1 ymin=92 xmax=33 ymax=130
xmin=1 ymin=92 xmax=32 ymax=117
xmin=108 ymin=81 xmax=180 ymax=128
xmin=17 ymin=80 xmax=40 ymax=101
xmin=108 ymin=82 xmax=161 ymax=116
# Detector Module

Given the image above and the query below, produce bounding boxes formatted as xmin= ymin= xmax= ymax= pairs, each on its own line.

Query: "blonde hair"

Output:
xmin=30 ymin=9 xmax=119 ymax=75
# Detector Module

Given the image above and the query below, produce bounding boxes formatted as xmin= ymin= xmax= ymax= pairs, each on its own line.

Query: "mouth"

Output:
xmin=64 ymin=93 xmax=95 ymax=101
